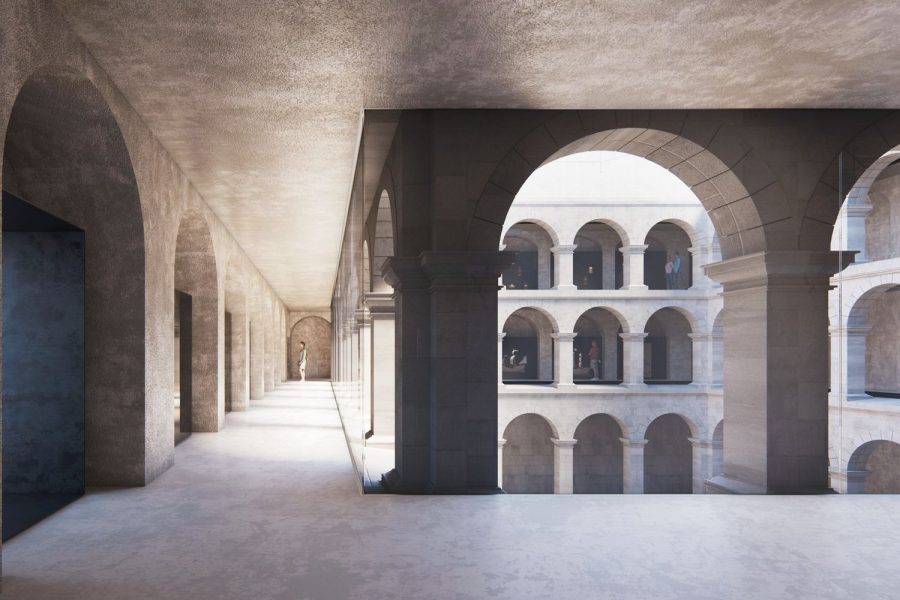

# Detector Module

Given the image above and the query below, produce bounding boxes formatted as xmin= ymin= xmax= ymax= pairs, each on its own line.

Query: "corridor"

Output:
xmin=3 ymin=381 xmax=900 ymax=600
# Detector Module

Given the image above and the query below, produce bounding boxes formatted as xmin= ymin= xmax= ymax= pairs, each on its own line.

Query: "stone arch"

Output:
xmin=807 ymin=115 xmax=900 ymax=252
xmin=573 ymin=414 xmax=624 ymax=494
xmin=843 ymin=283 xmax=900 ymax=396
xmin=290 ymin=316 xmax=332 ymax=380
xmin=573 ymin=220 xmax=626 ymax=290
xmin=644 ymin=413 xmax=694 ymax=494
xmin=644 ymin=220 xmax=695 ymax=290
xmin=2 ymin=66 xmax=146 ymax=485
xmin=502 ymin=307 xmax=557 ymax=382
xmin=175 ymin=205 xmax=221 ymax=433
xmin=501 ymin=413 xmax=556 ymax=494
xmin=224 ymin=256 xmax=249 ymax=412
xmin=643 ymin=307 xmax=695 ymax=383
xmin=847 ymin=440 xmax=900 ymax=494
xmin=371 ymin=189 xmax=394 ymax=293
xmin=501 ymin=220 xmax=557 ymax=290
xmin=573 ymin=307 xmax=627 ymax=382
xmin=470 ymin=122 xmax=771 ymax=259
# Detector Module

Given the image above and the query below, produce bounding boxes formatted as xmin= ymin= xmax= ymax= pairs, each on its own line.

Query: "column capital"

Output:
xmin=498 ymin=332 xmax=507 ymax=342
xmin=382 ymin=256 xmax=429 ymax=291
xmin=551 ymin=438 xmax=578 ymax=449
xmin=688 ymin=332 xmax=715 ymax=341
xmin=845 ymin=201 xmax=874 ymax=216
xmin=619 ymin=437 xmax=649 ymax=448
xmin=619 ymin=332 xmax=648 ymax=341
xmin=688 ymin=437 xmax=721 ymax=449
xmin=498 ymin=438 xmax=507 ymax=449
xmin=705 ymin=251 xmax=841 ymax=291
xmin=551 ymin=244 xmax=578 ymax=255
xmin=354 ymin=308 xmax=371 ymax=326
xmin=420 ymin=251 xmax=516 ymax=289
xmin=619 ymin=244 xmax=649 ymax=255
xmin=364 ymin=292 xmax=395 ymax=315
xmin=551 ymin=332 xmax=577 ymax=342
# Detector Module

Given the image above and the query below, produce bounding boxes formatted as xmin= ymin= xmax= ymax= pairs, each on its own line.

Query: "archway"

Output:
xmin=644 ymin=308 xmax=694 ymax=384
xmin=174 ymin=207 xmax=220 ymax=434
xmin=502 ymin=308 xmax=556 ymax=383
xmin=371 ymin=190 xmax=394 ymax=293
xmin=290 ymin=317 xmax=332 ymax=380
xmin=502 ymin=414 xmax=555 ymax=493
xmin=573 ymin=414 xmax=624 ymax=493
xmin=573 ymin=308 xmax=626 ymax=383
xmin=847 ymin=440 xmax=900 ymax=494
xmin=501 ymin=221 xmax=556 ymax=290
xmin=574 ymin=221 xmax=625 ymax=290
xmin=712 ymin=420 xmax=724 ymax=479
xmin=644 ymin=414 xmax=694 ymax=494
xmin=2 ymin=67 xmax=144 ymax=537
xmin=644 ymin=221 xmax=694 ymax=290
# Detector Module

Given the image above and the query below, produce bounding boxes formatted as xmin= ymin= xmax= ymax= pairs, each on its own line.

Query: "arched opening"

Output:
xmin=2 ymin=67 xmax=145 ymax=538
xmin=174 ymin=207 xmax=220 ymax=436
xmin=573 ymin=308 xmax=625 ymax=383
xmin=712 ymin=420 xmax=724 ymax=479
xmin=502 ymin=308 xmax=556 ymax=383
xmin=644 ymin=221 xmax=693 ymax=290
xmin=249 ymin=315 xmax=266 ymax=401
xmin=573 ymin=414 xmax=624 ymax=493
xmin=290 ymin=317 xmax=332 ymax=380
xmin=644 ymin=414 xmax=693 ymax=494
xmin=847 ymin=440 xmax=900 ymax=494
xmin=371 ymin=190 xmax=394 ymax=294
xmin=844 ymin=285 xmax=900 ymax=397
xmin=224 ymin=259 xmax=249 ymax=412
xmin=501 ymin=221 xmax=555 ymax=290
xmin=644 ymin=308 xmax=694 ymax=384
xmin=574 ymin=221 xmax=624 ymax=290
xmin=502 ymin=414 xmax=555 ymax=493
xmin=362 ymin=239 xmax=372 ymax=294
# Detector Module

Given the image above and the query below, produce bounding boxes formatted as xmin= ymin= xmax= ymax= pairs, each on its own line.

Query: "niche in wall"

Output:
xmin=2 ymin=191 xmax=85 ymax=540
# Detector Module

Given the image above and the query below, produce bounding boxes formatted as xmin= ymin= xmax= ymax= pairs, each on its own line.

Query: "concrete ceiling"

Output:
xmin=54 ymin=1 xmax=900 ymax=309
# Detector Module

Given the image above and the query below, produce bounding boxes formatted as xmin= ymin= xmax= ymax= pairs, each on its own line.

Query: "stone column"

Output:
xmin=382 ymin=257 xmax=431 ymax=491
xmin=601 ymin=240 xmax=617 ymax=290
xmin=705 ymin=251 xmax=840 ymax=494
xmin=690 ymin=437 xmax=720 ymax=494
xmin=621 ymin=437 xmax=648 ymax=494
xmin=552 ymin=438 xmax=577 ymax=494
xmin=249 ymin=318 xmax=266 ymax=400
xmin=688 ymin=244 xmax=714 ymax=290
xmin=553 ymin=332 xmax=577 ymax=387
xmin=230 ymin=311 xmax=250 ymax=411
xmin=843 ymin=201 xmax=873 ymax=263
xmin=620 ymin=332 xmax=647 ymax=386
xmin=620 ymin=244 xmax=648 ymax=290
xmin=498 ymin=438 xmax=507 ymax=489
xmin=537 ymin=246 xmax=553 ymax=289
xmin=498 ymin=332 xmax=506 ymax=385
xmin=551 ymin=244 xmax=578 ymax=290
xmin=367 ymin=294 xmax=395 ymax=441
xmin=356 ymin=308 xmax=372 ymax=434
xmin=384 ymin=251 xmax=515 ymax=493
xmin=830 ymin=326 xmax=870 ymax=400
xmin=688 ymin=332 xmax=713 ymax=386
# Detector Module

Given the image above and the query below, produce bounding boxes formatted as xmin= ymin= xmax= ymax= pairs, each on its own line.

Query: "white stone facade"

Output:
xmin=498 ymin=152 xmax=724 ymax=494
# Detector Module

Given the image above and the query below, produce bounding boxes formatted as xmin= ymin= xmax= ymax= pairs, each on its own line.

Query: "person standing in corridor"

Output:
xmin=298 ymin=341 xmax=308 ymax=381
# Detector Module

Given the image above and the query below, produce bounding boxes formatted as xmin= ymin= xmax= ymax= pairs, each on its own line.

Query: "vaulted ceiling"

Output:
xmin=54 ymin=1 xmax=900 ymax=308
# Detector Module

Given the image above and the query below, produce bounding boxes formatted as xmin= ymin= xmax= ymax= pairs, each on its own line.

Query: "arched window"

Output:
xmin=644 ymin=222 xmax=694 ymax=290
xmin=501 ymin=308 xmax=556 ymax=383
xmin=644 ymin=308 xmax=694 ymax=384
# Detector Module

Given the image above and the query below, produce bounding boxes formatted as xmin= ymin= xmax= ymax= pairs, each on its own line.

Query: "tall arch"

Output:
xmin=643 ymin=307 xmax=694 ymax=383
xmin=371 ymin=190 xmax=394 ymax=293
xmin=644 ymin=414 xmax=694 ymax=494
xmin=470 ymin=125 xmax=769 ymax=259
xmin=174 ymin=206 xmax=221 ymax=432
xmin=2 ymin=67 xmax=146 ymax=487
xmin=847 ymin=440 xmax=900 ymax=494
xmin=290 ymin=317 xmax=332 ymax=380
xmin=643 ymin=221 xmax=695 ymax=290
xmin=502 ymin=307 xmax=557 ymax=382
xmin=573 ymin=414 xmax=624 ymax=493
xmin=573 ymin=220 xmax=626 ymax=290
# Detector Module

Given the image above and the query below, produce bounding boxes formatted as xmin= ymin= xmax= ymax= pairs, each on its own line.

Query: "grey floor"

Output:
xmin=4 ymin=381 xmax=900 ymax=599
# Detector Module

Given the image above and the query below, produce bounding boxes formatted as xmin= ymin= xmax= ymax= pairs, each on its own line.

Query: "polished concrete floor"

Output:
xmin=4 ymin=381 xmax=900 ymax=599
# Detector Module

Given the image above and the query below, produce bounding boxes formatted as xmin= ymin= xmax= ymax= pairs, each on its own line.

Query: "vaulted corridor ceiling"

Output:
xmin=53 ymin=1 xmax=900 ymax=307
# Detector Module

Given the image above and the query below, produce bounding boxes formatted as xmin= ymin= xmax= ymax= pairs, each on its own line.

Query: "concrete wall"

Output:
xmin=0 ymin=2 xmax=289 ymax=490
xmin=2 ymin=230 xmax=84 ymax=494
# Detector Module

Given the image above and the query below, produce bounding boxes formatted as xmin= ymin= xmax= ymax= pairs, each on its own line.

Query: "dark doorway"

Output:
xmin=2 ymin=192 xmax=85 ymax=540
xmin=175 ymin=290 xmax=192 ymax=444
xmin=225 ymin=311 xmax=233 ymax=412
xmin=644 ymin=250 xmax=667 ymax=290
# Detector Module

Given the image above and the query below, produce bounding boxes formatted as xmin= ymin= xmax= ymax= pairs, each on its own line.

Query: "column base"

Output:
xmin=552 ymin=285 xmax=577 ymax=291
xmin=705 ymin=475 xmax=834 ymax=495
xmin=626 ymin=284 xmax=649 ymax=290
xmin=554 ymin=382 xmax=577 ymax=390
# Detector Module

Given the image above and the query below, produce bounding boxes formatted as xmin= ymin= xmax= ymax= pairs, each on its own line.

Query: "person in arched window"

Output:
xmin=665 ymin=254 xmax=675 ymax=289
xmin=589 ymin=340 xmax=601 ymax=381
xmin=672 ymin=251 xmax=683 ymax=289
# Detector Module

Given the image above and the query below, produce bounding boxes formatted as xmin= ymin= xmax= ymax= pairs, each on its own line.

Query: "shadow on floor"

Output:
xmin=3 ymin=492 xmax=83 ymax=541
